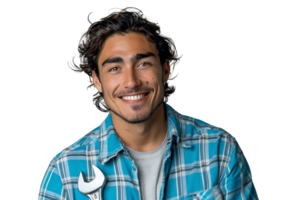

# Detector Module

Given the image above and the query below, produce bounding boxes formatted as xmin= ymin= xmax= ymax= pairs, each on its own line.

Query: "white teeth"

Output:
xmin=122 ymin=94 xmax=145 ymax=100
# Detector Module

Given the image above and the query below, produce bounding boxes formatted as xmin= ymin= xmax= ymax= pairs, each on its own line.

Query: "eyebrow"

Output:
xmin=102 ymin=52 xmax=156 ymax=67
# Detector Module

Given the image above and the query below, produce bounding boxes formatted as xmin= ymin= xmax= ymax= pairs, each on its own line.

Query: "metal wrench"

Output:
xmin=78 ymin=165 xmax=106 ymax=200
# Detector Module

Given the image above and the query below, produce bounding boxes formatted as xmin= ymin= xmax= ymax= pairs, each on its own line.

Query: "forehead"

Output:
xmin=98 ymin=32 xmax=159 ymax=63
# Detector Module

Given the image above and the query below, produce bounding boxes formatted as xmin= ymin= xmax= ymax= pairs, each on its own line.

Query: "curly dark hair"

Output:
xmin=71 ymin=7 xmax=180 ymax=112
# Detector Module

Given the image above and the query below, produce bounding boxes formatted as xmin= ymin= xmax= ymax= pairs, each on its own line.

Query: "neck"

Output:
xmin=111 ymin=103 xmax=168 ymax=152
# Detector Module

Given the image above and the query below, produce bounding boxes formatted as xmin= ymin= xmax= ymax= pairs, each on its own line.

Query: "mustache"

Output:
xmin=116 ymin=88 xmax=154 ymax=97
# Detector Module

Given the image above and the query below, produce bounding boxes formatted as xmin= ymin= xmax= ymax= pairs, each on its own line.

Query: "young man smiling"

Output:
xmin=93 ymin=32 xmax=169 ymax=152
xmin=39 ymin=8 xmax=258 ymax=200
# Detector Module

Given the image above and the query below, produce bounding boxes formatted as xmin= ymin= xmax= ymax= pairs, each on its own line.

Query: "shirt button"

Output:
xmin=132 ymin=166 xmax=137 ymax=171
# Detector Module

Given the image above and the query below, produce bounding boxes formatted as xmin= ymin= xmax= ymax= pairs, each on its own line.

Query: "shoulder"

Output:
xmin=49 ymin=126 xmax=101 ymax=166
xmin=177 ymin=113 xmax=238 ymax=147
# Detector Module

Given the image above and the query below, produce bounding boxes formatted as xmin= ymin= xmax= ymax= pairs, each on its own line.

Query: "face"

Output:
xmin=92 ymin=32 xmax=170 ymax=124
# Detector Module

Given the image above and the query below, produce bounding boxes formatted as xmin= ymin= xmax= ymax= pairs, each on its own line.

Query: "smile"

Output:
xmin=120 ymin=93 xmax=150 ymax=101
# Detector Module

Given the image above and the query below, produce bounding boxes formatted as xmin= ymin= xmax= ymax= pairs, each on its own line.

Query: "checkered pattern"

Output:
xmin=39 ymin=103 xmax=258 ymax=200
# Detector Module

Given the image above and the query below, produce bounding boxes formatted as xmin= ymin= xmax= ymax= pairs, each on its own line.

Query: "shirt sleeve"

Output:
xmin=219 ymin=140 xmax=259 ymax=200
xmin=38 ymin=159 xmax=64 ymax=200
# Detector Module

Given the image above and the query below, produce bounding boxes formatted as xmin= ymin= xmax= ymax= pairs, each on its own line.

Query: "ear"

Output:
xmin=162 ymin=60 xmax=171 ymax=83
xmin=92 ymin=70 xmax=103 ymax=93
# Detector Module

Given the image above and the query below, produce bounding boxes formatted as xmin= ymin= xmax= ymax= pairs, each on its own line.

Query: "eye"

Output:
xmin=139 ymin=62 xmax=150 ymax=66
xmin=109 ymin=67 xmax=119 ymax=72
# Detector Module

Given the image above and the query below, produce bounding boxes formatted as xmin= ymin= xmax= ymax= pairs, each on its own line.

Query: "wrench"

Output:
xmin=78 ymin=165 xmax=106 ymax=200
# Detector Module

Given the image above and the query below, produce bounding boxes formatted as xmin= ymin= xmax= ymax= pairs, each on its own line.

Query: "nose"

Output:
xmin=123 ymin=67 xmax=141 ymax=89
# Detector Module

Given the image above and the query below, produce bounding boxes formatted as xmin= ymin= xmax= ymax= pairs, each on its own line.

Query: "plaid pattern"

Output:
xmin=39 ymin=103 xmax=258 ymax=200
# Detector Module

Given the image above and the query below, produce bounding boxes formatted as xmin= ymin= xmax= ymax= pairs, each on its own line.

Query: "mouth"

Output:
xmin=119 ymin=92 xmax=150 ymax=101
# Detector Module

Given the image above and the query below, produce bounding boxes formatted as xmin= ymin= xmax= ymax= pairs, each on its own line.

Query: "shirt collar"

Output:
xmin=97 ymin=103 xmax=191 ymax=165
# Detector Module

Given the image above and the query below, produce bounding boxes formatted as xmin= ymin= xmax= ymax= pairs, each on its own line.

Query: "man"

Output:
xmin=39 ymin=8 xmax=258 ymax=200
xmin=92 ymin=32 xmax=171 ymax=152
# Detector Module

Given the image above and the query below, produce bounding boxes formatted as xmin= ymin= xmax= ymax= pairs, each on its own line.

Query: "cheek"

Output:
xmin=102 ymin=78 xmax=118 ymax=94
